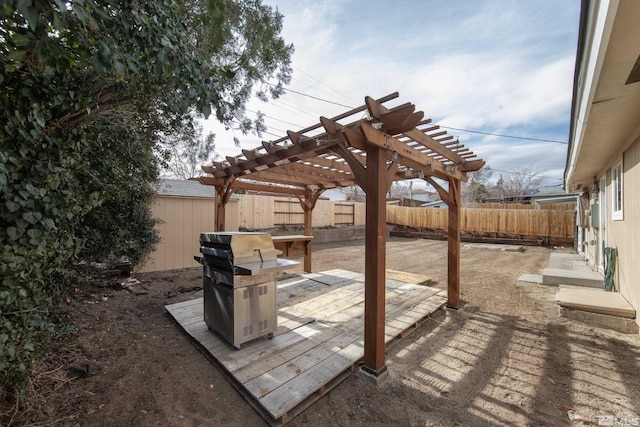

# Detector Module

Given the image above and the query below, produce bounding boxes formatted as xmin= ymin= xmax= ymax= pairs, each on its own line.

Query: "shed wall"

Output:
xmin=136 ymin=196 xmax=216 ymax=273
xmin=138 ymin=194 xmax=363 ymax=272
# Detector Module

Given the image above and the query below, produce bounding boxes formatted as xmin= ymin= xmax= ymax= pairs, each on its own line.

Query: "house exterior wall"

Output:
xmin=585 ymin=201 xmax=598 ymax=265
xmin=584 ymin=176 xmax=607 ymax=270
xmin=566 ymin=0 xmax=640 ymax=330
xmin=604 ymin=137 xmax=640 ymax=324
xmin=579 ymin=137 xmax=640 ymax=327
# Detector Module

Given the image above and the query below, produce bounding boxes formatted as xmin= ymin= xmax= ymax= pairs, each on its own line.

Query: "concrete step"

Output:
xmin=549 ymin=252 xmax=584 ymax=261
xmin=546 ymin=252 xmax=588 ymax=270
xmin=542 ymin=267 xmax=603 ymax=288
xmin=556 ymin=286 xmax=636 ymax=317
xmin=463 ymin=243 xmax=525 ymax=252
xmin=556 ymin=286 xmax=637 ymax=334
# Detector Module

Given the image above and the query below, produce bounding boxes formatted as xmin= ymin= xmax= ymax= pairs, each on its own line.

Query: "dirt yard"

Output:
xmin=7 ymin=237 xmax=640 ymax=426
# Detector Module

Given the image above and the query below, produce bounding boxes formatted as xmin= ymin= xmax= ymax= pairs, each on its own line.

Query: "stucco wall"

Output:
xmin=606 ymin=137 xmax=640 ymax=326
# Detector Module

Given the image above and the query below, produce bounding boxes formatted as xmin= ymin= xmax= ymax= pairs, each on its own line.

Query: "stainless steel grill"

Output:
xmin=195 ymin=232 xmax=299 ymax=349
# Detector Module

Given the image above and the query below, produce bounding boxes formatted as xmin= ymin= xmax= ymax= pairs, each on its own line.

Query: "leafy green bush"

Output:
xmin=0 ymin=0 xmax=291 ymax=404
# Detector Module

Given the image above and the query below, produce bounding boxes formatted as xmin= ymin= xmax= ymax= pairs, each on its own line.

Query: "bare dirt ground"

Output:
xmin=6 ymin=237 xmax=640 ymax=426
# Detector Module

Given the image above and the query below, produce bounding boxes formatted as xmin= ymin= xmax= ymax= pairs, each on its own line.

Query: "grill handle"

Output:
xmin=193 ymin=255 xmax=204 ymax=265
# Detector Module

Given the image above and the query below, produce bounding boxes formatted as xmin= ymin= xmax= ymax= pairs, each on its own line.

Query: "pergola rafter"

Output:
xmin=196 ymin=92 xmax=484 ymax=377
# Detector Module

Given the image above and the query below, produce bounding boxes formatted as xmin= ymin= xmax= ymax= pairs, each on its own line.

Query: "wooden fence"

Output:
xmin=236 ymin=194 xmax=366 ymax=229
xmin=465 ymin=202 xmax=575 ymax=211
xmin=138 ymin=194 xmax=576 ymax=272
xmin=387 ymin=206 xmax=575 ymax=238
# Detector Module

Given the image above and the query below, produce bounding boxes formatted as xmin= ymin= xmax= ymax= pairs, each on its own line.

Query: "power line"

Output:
xmin=293 ymin=67 xmax=360 ymax=106
xmin=490 ymin=167 xmax=564 ymax=182
xmin=438 ymin=125 xmax=568 ymax=144
xmin=268 ymin=82 xmax=569 ymax=146
xmin=276 ymin=85 xmax=355 ymax=109
xmin=246 ymin=109 xmax=300 ymax=129
xmin=261 ymin=129 xmax=282 ymax=138
xmin=268 ymin=99 xmax=319 ymax=123
xmin=270 ymin=90 xmax=326 ymax=121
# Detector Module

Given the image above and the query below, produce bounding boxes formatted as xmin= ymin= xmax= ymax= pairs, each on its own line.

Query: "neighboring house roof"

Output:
xmin=565 ymin=0 xmax=640 ymax=191
xmin=323 ymin=187 xmax=366 ymax=202
xmin=421 ymin=200 xmax=447 ymax=208
xmin=404 ymin=192 xmax=436 ymax=203
xmin=531 ymin=185 xmax=566 ymax=196
xmin=534 ymin=195 xmax=579 ymax=205
xmin=530 ymin=185 xmax=580 ymax=201
xmin=156 ymin=178 xmax=215 ymax=198
xmin=322 ymin=188 xmax=350 ymax=201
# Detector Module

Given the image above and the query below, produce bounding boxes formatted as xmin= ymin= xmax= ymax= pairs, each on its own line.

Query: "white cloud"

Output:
xmin=200 ymin=0 xmax=580 ymax=185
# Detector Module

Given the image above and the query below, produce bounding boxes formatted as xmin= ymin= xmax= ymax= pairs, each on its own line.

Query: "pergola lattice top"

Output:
xmin=198 ymin=92 xmax=484 ymax=196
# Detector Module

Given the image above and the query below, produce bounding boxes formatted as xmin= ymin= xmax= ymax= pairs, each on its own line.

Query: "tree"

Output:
xmin=72 ymin=118 xmax=162 ymax=266
xmin=180 ymin=0 xmax=291 ymax=132
xmin=388 ymin=181 xmax=411 ymax=200
xmin=496 ymin=166 xmax=544 ymax=201
xmin=161 ymin=122 xmax=219 ymax=180
xmin=462 ymin=165 xmax=493 ymax=203
xmin=0 ymin=0 xmax=292 ymax=403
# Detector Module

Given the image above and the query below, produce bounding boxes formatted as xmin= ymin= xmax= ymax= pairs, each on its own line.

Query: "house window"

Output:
xmin=612 ymin=158 xmax=623 ymax=221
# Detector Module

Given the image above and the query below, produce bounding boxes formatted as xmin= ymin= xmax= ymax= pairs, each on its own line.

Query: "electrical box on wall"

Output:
xmin=591 ymin=203 xmax=599 ymax=228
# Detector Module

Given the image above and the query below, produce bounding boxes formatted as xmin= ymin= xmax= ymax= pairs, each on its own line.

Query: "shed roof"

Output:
xmin=156 ymin=178 xmax=215 ymax=198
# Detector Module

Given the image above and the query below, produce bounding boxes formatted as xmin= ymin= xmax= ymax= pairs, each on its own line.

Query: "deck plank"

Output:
xmin=243 ymin=327 xmax=361 ymax=399
xmin=165 ymin=268 xmax=445 ymax=425
xmin=232 ymin=323 xmax=345 ymax=385
xmin=258 ymin=340 xmax=364 ymax=419
xmin=385 ymin=268 xmax=431 ymax=285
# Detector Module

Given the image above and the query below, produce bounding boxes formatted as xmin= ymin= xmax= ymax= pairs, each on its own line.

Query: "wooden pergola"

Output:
xmin=198 ymin=92 xmax=484 ymax=377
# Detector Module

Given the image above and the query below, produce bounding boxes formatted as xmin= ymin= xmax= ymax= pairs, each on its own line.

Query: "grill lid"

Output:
xmin=198 ymin=232 xmax=299 ymax=276
xmin=200 ymin=232 xmax=279 ymax=265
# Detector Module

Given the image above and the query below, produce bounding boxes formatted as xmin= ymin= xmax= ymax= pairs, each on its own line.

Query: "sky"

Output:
xmin=201 ymin=0 xmax=581 ymax=189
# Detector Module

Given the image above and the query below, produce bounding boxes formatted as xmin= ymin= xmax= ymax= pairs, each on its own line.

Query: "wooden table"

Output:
xmin=271 ymin=235 xmax=314 ymax=273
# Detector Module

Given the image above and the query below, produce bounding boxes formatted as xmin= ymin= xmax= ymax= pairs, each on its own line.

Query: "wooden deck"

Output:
xmin=165 ymin=268 xmax=446 ymax=425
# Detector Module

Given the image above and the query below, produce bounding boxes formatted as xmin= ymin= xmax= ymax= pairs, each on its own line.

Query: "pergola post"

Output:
xmin=362 ymin=144 xmax=387 ymax=376
xmin=447 ymin=177 xmax=462 ymax=308
xmin=214 ymin=176 xmax=236 ymax=232
xmin=303 ymin=205 xmax=312 ymax=272
xmin=215 ymin=187 xmax=226 ymax=232
xmin=297 ymin=189 xmax=323 ymax=273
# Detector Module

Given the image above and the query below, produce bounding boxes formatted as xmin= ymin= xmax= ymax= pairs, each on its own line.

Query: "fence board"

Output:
xmin=465 ymin=202 xmax=575 ymax=210
xmin=334 ymin=203 xmax=355 ymax=225
xmin=235 ymin=194 xmax=364 ymax=229
xmin=387 ymin=206 xmax=575 ymax=238
xmin=313 ymin=199 xmax=334 ymax=227
xmin=238 ymin=194 xmax=274 ymax=229
xmin=274 ymin=199 xmax=304 ymax=226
